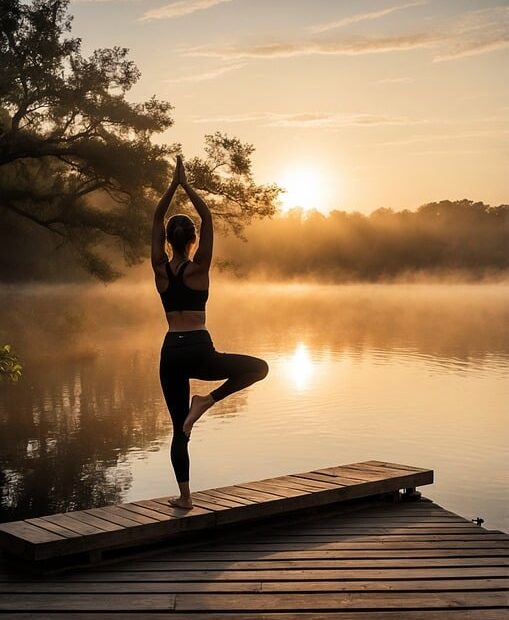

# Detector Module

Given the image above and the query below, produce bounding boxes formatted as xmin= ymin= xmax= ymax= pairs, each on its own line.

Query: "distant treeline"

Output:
xmin=1 ymin=199 xmax=508 ymax=283
xmin=214 ymin=200 xmax=509 ymax=281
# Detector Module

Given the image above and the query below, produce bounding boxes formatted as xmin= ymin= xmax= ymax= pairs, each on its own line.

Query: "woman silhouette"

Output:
xmin=151 ymin=155 xmax=269 ymax=509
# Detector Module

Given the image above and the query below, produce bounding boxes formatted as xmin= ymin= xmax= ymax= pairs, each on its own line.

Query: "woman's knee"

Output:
xmin=253 ymin=357 xmax=269 ymax=380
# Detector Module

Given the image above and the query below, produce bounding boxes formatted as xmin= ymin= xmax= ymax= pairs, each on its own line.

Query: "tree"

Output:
xmin=0 ymin=0 xmax=281 ymax=281
xmin=0 ymin=344 xmax=22 ymax=382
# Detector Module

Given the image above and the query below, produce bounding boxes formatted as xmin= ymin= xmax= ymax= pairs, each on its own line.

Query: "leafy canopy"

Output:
xmin=0 ymin=0 xmax=281 ymax=281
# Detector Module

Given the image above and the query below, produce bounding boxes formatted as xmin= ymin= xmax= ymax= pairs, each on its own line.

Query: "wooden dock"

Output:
xmin=0 ymin=460 xmax=432 ymax=566
xmin=0 ymin=460 xmax=508 ymax=617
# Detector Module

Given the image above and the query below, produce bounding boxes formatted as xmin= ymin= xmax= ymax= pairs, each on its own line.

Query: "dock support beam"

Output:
xmin=402 ymin=487 xmax=422 ymax=501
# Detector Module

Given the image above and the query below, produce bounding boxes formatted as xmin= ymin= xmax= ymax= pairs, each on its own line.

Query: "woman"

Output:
xmin=151 ymin=155 xmax=269 ymax=509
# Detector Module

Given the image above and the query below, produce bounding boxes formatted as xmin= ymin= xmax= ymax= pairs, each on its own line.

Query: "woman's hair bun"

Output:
xmin=166 ymin=215 xmax=196 ymax=253
xmin=174 ymin=226 xmax=185 ymax=239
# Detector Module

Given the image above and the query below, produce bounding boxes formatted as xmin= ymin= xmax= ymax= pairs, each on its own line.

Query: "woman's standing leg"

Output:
xmin=183 ymin=350 xmax=269 ymax=435
xmin=159 ymin=359 xmax=193 ymax=508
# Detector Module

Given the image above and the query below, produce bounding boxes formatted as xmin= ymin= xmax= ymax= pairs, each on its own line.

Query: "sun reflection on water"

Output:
xmin=285 ymin=342 xmax=315 ymax=390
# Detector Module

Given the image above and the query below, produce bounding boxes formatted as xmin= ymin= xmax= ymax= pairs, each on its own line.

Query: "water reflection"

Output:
xmin=285 ymin=343 xmax=315 ymax=391
xmin=0 ymin=281 xmax=507 ymax=529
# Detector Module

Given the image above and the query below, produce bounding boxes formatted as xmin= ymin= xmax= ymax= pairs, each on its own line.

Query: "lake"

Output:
xmin=1 ymin=279 xmax=508 ymax=531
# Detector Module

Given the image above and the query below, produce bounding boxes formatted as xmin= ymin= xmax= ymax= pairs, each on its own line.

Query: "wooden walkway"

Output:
xmin=0 ymin=460 xmax=432 ymax=566
xmin=0 ymin=496 xmax=507 ymax=617
xmin=0 ymin=460 xmax=508 ymax=617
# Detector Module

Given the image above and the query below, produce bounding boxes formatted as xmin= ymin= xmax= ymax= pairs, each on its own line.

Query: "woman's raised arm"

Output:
xmin=179 ymin=158 xmax=213 ymax=269
xmin=151 ymin=160 xmax=180 ymax=271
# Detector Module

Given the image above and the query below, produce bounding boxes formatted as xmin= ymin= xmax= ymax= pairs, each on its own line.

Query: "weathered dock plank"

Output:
xmin=2 ymin=611 xmax=508 ymax=620
xmin=0 ymin=578 xmax=507 ymax=593
xmin=30 ymin=566 xmax=507 ymax=582
xmin=0 ymin=460 xmax=432 ymax=563
xmin=1 ymin=590 xmax=508 ymax=612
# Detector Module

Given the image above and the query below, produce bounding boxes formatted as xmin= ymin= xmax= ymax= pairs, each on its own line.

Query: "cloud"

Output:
xmin=142 ymin=0 xmax=233 ymax=22
xmin=434 ymin=6 xmax=509 ymax=61
xmin=377 ymin=129 xmax=508 ymax=147
xmin=190 ymin=112 xmax=508 ymax=132
xmin=177 ymin=6 xmax=509 ymax=61
xmin=165 ymin=62 xmax=246 ymax=83
xmin=180 ymin=33 xmax=439 ymax=59
xmin=190 ymin=111 xmax=429 ymax=128
xmin=267 ymin=113 xmax=424 ymax=128
xmin=310 ymin=1 xmax=426 ymax=34
xmin=377 ymin=76 xmax=414 ymax=84
xmin=191 ymin=113 xmax=265 ymax=123
xmin=410 ymin=146 xmax=507 ymax=155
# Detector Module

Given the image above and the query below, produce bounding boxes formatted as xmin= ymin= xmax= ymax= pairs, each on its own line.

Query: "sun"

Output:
xmin=277 ymin=164 xmax=331 ymax=214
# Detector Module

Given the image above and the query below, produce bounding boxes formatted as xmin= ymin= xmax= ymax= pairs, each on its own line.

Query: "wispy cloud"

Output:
xmin=177 ymin=6 xmax=509 ymax=61
xmin=409 ymin=146 xmax=507 ymax=156
xmin=179 ymin=33 xmax=439 ymax=59
xmin=142 ymin=0 xmax=233 ymax=22
xmin=377 ymin=128 xmax=508 ymax=147
xmin=165 ymin=62 xmax=245 ymax=83
xmin=377 ymin=76 xmax=414 ymax=84
xmin=310 ymin=0 xmax=426 ymax=34
xmin=434 ymin=6 xmax=509 ymax=60
xmin=190 ymin=112 xmax=509 ymax=132
xmin=191 ymin=113 xmax=264 ymax=123
xmin=190 ymin=111 xmax=429 ymax=128
xmin=267 ymin=113 xmax=425 ymax=128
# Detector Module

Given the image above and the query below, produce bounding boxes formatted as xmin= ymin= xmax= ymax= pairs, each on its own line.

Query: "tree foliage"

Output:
xmin=0 ymin=344 xmax=22 ymax=383
xmin=0 ymin=0 xmax=281 ymax=281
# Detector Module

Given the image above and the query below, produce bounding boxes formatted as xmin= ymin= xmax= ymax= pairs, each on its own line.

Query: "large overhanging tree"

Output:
xmin=0 ymin=0 xmax=281 ymax=281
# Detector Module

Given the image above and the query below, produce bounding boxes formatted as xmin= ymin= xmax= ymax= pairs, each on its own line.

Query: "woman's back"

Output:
xmin=159 ymin=259 xmax=210 ymax=332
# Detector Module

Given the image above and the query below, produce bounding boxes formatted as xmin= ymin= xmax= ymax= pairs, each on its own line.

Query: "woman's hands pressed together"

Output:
xmin=170 ymin=155 xmax=181 ymax=188
xmin=169 ymin=154 xmax=189 ymax=190
xmin=177 ymin=155 xmax=188 ymax=187
xmin=163 ymin=153 xmax=210 ymax=223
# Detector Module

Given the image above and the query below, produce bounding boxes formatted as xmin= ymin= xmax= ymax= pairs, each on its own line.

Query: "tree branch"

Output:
xmin=2 ymin=202 xmax=65 ymax=237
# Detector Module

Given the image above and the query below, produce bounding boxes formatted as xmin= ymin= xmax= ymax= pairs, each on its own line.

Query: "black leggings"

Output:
xmin=159 ymin=329 xmax=269 ymax=483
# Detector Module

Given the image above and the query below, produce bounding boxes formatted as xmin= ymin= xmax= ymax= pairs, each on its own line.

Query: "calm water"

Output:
xmin=1 ymin=280 xmax=508 ymax=531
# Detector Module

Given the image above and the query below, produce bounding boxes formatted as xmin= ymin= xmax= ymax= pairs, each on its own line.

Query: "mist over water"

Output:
xmin=1 ymin=278 xmax=508 ymax=530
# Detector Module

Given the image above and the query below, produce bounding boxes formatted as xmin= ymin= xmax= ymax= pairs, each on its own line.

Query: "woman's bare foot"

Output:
xmin=168 ymin=495 xmax=193 ymax=509
xmin=183 ymin=394 xmax=215 ymax=437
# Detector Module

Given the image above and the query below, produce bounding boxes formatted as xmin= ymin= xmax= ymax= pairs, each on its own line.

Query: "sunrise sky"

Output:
xmin=70 ymin=0 xmax=508 ymax=214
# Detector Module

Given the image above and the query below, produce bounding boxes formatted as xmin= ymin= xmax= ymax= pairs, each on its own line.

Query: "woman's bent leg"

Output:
xmin=159 ymin=363 xmax=191 ymax=483
xmin=195 ymin=351 xmax=269 ymax=402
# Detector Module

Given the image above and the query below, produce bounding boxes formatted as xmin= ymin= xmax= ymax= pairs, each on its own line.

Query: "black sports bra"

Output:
xmin=159 ymin=259 xmax=209 ymax=312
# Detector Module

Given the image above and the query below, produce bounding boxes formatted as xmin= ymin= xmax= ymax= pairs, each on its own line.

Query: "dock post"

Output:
xmin=402 ymin=487 xmax=422 ymax=501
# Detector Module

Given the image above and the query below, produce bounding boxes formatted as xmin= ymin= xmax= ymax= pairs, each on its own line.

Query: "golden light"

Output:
xmin=285 ymin=342 xmax=315 ymax=390
xmin=277 ymin=164 xmax=331 ymax=213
